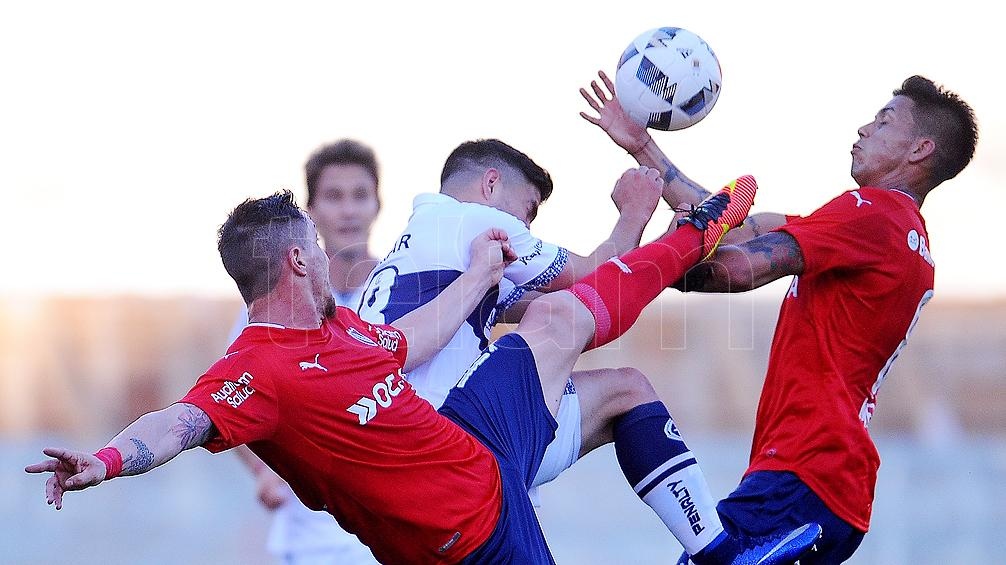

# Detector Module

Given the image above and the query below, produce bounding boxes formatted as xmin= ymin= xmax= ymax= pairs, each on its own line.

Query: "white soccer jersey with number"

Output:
xmin=357 ymin=192 xmax=568 ymax=408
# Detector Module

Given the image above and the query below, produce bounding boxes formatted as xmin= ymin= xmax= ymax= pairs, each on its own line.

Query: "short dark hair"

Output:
xmin=440 ymin=139 xmax=554 ymax=203
xmin=217 ymin=190 xmax=310 ymax=304
xmin=304 ymin=139 xmax=381 ymax=207
xmin=895 ymin=75 xmax=979 ymax=185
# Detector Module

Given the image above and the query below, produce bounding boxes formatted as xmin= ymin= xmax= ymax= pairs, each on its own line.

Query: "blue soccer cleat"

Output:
xmin=677 ymin=522 xmax=823 ymax=565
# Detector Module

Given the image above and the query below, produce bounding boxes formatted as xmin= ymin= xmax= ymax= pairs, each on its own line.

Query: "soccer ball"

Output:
xmin=615 ymin=27 xmax=722 ymax=131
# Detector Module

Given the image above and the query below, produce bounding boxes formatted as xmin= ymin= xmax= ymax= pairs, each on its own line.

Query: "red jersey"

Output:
xmin=749 ymin=188 xmax=934 ymax=532
xmin=180 ymin=307 xmax=501 ymax=564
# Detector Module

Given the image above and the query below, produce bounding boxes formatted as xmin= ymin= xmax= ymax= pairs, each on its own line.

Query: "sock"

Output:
xmin=568 ymin=225 xmax=702 ymax=350
xmin=614 ymin=401 xmax=724 ymax=556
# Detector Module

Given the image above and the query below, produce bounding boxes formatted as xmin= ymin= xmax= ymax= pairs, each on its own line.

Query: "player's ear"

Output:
xmin=908 ymin=137 xmax=936 ymax=165
xmin=481 ymin=168 xmax=500 ymax=200
xmin=289 ymin=246 xmax=309 ymax=276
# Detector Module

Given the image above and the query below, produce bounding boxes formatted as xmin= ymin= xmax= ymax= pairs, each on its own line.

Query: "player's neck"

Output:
xmin=247 ymin=285 xmax=325 ymax=330
xmin=865 ymin=169 xmax=927 ymax=208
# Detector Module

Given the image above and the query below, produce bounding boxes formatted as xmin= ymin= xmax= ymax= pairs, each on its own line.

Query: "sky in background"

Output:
xmin=2 ymin=1 xmax=1002 ymax=300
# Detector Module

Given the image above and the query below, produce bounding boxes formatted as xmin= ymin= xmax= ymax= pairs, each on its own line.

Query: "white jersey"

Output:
xmin=357 ymin=192 xmax=568 ymax=408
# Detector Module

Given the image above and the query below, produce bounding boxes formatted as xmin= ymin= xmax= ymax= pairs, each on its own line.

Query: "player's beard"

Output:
xmin=321 ymin=294 xmax=338 ymax=319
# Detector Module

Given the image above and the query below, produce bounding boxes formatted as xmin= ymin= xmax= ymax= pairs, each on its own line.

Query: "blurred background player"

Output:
xmin=580 ymin=71 xmax=978 ymax=563
xmin=229 ymin=139 xmax=382 ymax=565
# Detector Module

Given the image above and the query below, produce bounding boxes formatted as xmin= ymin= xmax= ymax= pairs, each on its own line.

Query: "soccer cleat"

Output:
xmin=677 ymin=522 xmax=823 ymax=565
xmin=737 ymin=522 xmax=822 ymax=565
xmin=676 ymin=175 xmax=758 ymax=260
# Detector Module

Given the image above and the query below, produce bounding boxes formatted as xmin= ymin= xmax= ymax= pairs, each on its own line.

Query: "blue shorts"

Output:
xmin=716 ymin=471 xmax=865 ymax=564
xmin=438 ymin=333 xmax=558 ymax=565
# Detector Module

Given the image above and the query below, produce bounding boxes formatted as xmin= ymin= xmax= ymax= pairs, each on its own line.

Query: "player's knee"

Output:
xmin=520 ymin=292 xmax=594 ymax=345
xmin=607 ymin=367 xmax=659 ymax=413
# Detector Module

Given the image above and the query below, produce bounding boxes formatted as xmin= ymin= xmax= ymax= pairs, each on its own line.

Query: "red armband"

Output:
xmin=94 ymin=447 xmax=123 ymax=480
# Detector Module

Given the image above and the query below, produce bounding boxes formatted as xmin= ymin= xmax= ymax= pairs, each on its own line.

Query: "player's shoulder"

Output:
xmin=332 ymin=305 xmax=366 ymax=328
xmin=811 ymin=187 xmax=914 ymax=220
xmin=206 ymin=338 xmax=270 ymax=381
xmin=214 ymin=323 xmax=302 ymax=372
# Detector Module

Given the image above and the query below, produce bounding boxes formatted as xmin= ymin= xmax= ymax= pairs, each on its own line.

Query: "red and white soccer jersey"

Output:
xmin=180 ymin=307 xmax=501 ymax=565
xmin=749 ymin=187 xmax=934 ymax=532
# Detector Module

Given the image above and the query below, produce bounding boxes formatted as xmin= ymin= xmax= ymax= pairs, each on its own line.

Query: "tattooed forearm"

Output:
xmin=171 ymin=405 xmax=214 ymax=450
xmin=122 ymin=438 xmax=155 ymax=475
xmin=661 ymin=159 xmax=680 ymax=183
xmin=660 ymin=159 xmax=711 ymax=202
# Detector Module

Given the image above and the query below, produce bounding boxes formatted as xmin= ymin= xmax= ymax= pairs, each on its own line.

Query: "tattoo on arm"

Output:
xmin=741 ymin=232 xmax=804 ymax=275
xmin=122 ymin=438 xmax=154 ymax=475
xmin=660 ymin=159 xmax=710 ymax=202
xmin=676 ymin=232 xmax=803 ymax=293
xmin=171 ymin=405 xmax=215 ymax=450
xmin=673 ymin=263 xmax=715 ymax=292
xmin=744 ymin=216 xmax=764 ymax=237
xmin=661 ymin=159 xmax=680 ymax=183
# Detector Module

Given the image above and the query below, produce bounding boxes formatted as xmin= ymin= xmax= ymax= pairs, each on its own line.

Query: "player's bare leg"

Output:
xmin=571 ymin=367 xmax=658 ymax=456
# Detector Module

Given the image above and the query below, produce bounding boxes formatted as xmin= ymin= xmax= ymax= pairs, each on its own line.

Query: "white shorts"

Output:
xmin=528 ymin=377 xmax=581 ymax=505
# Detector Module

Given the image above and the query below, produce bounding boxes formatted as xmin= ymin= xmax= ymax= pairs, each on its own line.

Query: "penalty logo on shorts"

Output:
xmin=664 ymin=418 xmax=683 ymax=442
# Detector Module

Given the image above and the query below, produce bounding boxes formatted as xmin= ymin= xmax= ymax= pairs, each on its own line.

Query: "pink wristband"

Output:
xmin=94 ymin=447 xmax=123 ymax=480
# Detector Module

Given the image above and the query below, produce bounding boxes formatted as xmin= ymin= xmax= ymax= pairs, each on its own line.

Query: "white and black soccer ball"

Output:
xmin=615 ymin=27 xmax=721 ymax=131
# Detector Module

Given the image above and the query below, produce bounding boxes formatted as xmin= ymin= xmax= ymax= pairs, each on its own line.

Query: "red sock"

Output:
xmin=569 ymin=225 xmax=702 ymax=350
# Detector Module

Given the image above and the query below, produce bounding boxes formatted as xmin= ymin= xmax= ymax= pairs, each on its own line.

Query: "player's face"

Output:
xmin=304 ymin=218 xmax=337 ymax=318
xmin=307 ymin=164 xmax=380 ymax=258
xmin=851 ymin=95 xmax=919 ymax=188
xmin=493 ymin=180 xmax=542 ymax=227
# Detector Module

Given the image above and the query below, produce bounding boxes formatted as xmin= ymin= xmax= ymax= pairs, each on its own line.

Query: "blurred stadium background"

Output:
xmin=4 ymin=293 xmax=1004 ymax=564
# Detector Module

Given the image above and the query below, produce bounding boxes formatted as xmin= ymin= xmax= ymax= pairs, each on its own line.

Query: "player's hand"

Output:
xmin=256 ymin=468 xmax=290 ymax=510
xmin=612 ymin=166 xmax=663 ymax=223
xmin=469 ymin=228 xmax=514 ymax=289
xmin=579 ymin=70 xmax=652 ymax=154
xmin=25 ymin=447 xmax=106 ymax=510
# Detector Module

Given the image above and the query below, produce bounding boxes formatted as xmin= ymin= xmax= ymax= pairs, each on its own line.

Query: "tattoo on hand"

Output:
xmin=123 ymin=438 xmax=154 ymax=474
xmin=171 ymin=407 xmax=214 ymax=449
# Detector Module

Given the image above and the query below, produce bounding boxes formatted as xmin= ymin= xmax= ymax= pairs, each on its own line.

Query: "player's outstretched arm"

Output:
xmin=676 ymin=231 xmax=805 ymax=293
xmin=25 ymin=402 xmax=214 ymax=510
xmin=394 ymin=228 xmax=515 ymax=372
xmin=539 ymin=166 xmax=662 ymax=292
xmin=579 ymin=70 xmax=788 ymax=244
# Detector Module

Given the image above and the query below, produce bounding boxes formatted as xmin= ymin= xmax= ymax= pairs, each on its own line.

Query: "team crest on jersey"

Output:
xmin=347 ymin=327 xmax=379 ymax=347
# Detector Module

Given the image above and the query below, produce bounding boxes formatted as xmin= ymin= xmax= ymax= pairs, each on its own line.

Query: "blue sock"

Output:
xmin=614 ymin=401 xmax=725 ymax=555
